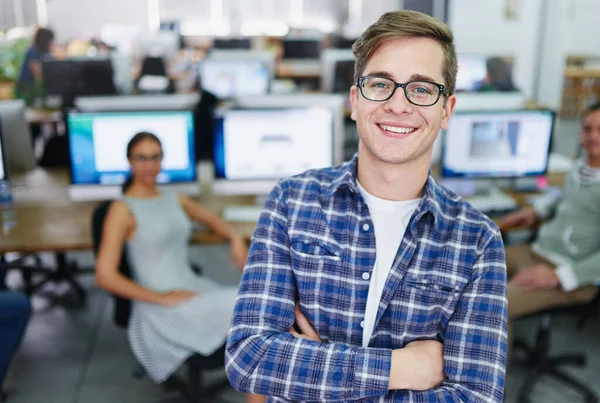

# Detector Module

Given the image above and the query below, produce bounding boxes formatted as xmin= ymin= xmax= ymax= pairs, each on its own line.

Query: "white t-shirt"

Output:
xmin=357 ymin=181 xmax=421 ymax=347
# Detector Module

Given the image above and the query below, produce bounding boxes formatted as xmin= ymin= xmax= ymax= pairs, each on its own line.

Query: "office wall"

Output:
xmin=47 ymin=0 xmax=149 ymax=42
xmin=448 ymin=0 xmax=520 ymax=56
xmin=565 ymin=0 xmax=600 ymax=57
xmin=449 ymin=0 xmax=600 ymax=57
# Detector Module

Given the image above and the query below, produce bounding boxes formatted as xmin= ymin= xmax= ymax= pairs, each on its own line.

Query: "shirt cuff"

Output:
xmin=352 ymin=347 xmax=392 ymax=398
xmin=556 ymin=264 xmax=579 ymax=292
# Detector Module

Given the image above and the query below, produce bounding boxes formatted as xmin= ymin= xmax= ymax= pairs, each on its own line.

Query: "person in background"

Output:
xmin=226 ymin=10 xmax=507 ymax=403
xmin=499 ymin=102 xmax=600 ymax=359
xmin=475 ymin=56 xmax=517 ymax=92
xmin=0 ymin=262 xmax=31 ymax=397
xmin=95 ymin=132 xmax=264 ymax=403
xmin=15 ymin=27 xmax=55 ymax=103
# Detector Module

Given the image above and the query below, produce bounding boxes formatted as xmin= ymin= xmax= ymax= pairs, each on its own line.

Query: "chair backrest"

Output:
xmin=91 ymin=200 xmax=132 ymax=328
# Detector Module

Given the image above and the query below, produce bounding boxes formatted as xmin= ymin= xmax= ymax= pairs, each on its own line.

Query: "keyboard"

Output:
xmin=465 ymin=190 xmax=519 ymax=217
xmin=222 ymin=206 xmax=263 ymax=222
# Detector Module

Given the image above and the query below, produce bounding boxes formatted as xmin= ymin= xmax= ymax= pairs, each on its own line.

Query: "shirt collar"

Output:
xmin=325 ymin=153 xmax=445 ymax=230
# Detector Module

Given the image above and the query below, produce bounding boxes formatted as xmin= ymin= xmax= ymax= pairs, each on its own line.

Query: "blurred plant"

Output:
xmin=0 ymin=37 xmax=29 ymax=82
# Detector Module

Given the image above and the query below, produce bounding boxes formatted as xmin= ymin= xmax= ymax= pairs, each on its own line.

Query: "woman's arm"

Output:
xmin=95 ymin=201 xmax=165 ymax=304
xmin=178 ymin=194 xmax=243 ymax=242
xmin=178 ymin=194 xmax=248 ymax=269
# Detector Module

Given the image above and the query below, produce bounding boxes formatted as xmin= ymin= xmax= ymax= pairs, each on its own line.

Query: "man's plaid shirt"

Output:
xmin=226 ymin=154 xmax=507 ymax=402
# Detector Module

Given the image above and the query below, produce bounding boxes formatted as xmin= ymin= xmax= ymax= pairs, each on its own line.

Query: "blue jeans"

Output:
xmin=0 ymin=292 xmax=31 ymax=389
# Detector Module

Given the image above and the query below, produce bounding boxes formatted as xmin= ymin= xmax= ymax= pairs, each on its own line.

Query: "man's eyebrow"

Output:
xmin=363 ymin=71 xmax=441 ymax=84
xmin=364 ymin=71 xmax=394 ymax=80
xmin=409 ymin=73 xmax=440 ymax=83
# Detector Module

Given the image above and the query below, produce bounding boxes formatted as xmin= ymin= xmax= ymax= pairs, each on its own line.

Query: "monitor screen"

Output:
xmin=213 ymin=38 xmax=251 ymax=50
xmin=214 ymin=107 xmax=333 ymax=181
xmin=42 ymin=59 xmax=117 ymax=102
xmin=67 ymin=111 xmax=196 ymax=186
xmin=442 ymin=110 xmax=554 ymax=178
xmin=455 ymin=55 xmax=488 ymax=92
xmin=200 ymin=60 xmax=269 ymax=99
xmin=333 ymin=60 xmax=355 ymax=93
xmin=282 ymin=39 xmax=321 ymax=59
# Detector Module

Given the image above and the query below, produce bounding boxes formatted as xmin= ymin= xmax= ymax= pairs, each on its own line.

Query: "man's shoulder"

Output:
xmin=277 ymin=163 xmax=349 ymax=196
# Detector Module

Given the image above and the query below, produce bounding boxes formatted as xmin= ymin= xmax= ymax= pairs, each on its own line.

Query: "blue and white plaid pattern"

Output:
xmin=226 ymin=154 xmax=508 ymax=402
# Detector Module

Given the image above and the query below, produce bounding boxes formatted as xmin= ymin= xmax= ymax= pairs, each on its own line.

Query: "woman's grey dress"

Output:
xmin=122 ymin=192 xmax=238 ymax=383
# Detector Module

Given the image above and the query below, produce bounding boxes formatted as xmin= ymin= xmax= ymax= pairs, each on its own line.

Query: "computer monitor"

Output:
xmin=455 ymin=55 xmax=488 ymax=92
xmin=282 ymin=38 xmax=321 ymax=59
xmin=205 ymin=50 xmax=276 ymax=81
xmin=67 ymin=110 xmax=197 ymax=201
xmin=0 ymin=100 xmax=36 ymax=176
xmin=0 ymin=116 xmax=6 ymax=181
xmin=74 ymin=94 xmax=200 ymax=112
xmin=42 ymin=58 xmax=117 ymax=106
xmin=199 ymin=59 xmax=270 ymax=99
xmin=212 ymin=38 xmax=251 ymax=50
xmin=212 ymin=107 xmax=334 ymax=195
xmin=320 ymin=49 xmax=355 ymax=93
xmin=441 ymin=110 xmax=555 ymax=179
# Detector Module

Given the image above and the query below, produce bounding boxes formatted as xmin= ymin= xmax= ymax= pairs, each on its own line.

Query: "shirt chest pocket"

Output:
xmin=395 ymin=276 xmax=463 ymax=337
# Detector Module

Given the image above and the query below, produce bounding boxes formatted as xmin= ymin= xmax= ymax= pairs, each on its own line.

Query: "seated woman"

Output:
xmin=95 ymin=132 xmax=263 ymax=403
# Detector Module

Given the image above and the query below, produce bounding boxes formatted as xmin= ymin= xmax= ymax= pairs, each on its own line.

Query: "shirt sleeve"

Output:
xmin=391 ymin=228 xmax=508 ymax=402
xmin=225 ymin=183 xmax=392 ymax=401
xmin=556 ymin=251 xmax=600 ymax=291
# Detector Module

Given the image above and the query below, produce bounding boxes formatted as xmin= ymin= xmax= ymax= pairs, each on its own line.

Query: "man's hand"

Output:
xmin=389 ymin=340 xmax=444 ymax=391
xmin=512 ymin=263 xmax=560 ymax=290
xmin=498 ymin=207 xmax=537 ymax=231
xmin=289 ymin=304 xmax=322 ymax=342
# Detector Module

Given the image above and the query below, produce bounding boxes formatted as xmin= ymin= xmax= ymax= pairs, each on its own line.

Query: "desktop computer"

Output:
xmin=199 ymin=59 xmax=270 ymax=99
xmin=212 ymin=106 xmax=335 ymax=222
xmin=320 ymin=49 xmax=355 ymax=93
xmin=0 ymin=116 xmax=6 ymax=181
xmin=441 ymin=109 xmax=555 ymax=215
xmin=455 ymin=55 xmax=488 ymax=92
xmin=282 ymin=38 xmax=321 ymax=60
xmin=0 ymin=100 xmax=36 ymax=176
xmin=67 ymin=110 xmax=197 ymax=201
xmin=212 ymin=38 xmax=251 ymax=50
xmin=42 ymin=58 xmax=117 ymax=107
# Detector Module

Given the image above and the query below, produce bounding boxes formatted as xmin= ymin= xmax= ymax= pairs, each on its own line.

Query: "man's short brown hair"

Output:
xmin=352 ymin=10 xmax=458 ymax=96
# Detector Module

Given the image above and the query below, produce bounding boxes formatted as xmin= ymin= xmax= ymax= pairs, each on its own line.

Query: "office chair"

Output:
xmin=513 ymin=291 xmax=600 ymax=403
xmin=91 ymin=201 xmax=233 ymax=403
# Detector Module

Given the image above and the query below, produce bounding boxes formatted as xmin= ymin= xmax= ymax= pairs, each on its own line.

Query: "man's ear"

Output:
xmin=349 ymin=86 xmax=358 ymax=121
xmin=440 ymin=94 xmax=456 ymax=130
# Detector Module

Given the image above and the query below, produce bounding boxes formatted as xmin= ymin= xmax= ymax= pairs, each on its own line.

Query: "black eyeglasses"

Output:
xmin=357 ymin=76 xmax=446 ymax=107
xmin=131 ymin=153 xmax=163 ymax=163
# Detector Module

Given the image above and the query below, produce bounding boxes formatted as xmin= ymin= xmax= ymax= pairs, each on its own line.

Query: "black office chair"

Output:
xmin=513 ymin=290 xmax=600 ymax=403
xmin=91 ymin=200 xmax=233 ymax=403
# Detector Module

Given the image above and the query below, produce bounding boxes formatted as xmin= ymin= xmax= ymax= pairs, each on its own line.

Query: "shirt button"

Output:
xmin=362 ymin=272 xmax=370 ymax=280
xmin=360 ymin=320 xmax=365 ymax=328
xmin=362 ymin=223 xmax=370 ymax=231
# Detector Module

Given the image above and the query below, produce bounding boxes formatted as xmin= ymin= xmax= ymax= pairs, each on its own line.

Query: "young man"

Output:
xmin=226 ymin=11 xmax=507 ymax=402
xmin=500 ymin=103 xmax=600 ymax=352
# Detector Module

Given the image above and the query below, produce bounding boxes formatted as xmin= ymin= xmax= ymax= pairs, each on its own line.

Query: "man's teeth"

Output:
xmin=380 ymin=124 xmax=416 ymax=134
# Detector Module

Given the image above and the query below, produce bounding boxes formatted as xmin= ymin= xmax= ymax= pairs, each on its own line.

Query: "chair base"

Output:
xmin=515 ymin=327 xmax=599 ymax=403
xmin=7 ymin=253 xmax=87 ymax=304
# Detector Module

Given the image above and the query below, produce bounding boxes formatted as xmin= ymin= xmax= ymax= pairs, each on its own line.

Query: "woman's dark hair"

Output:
xmin=33 ymin=28 xmax=55 ymax=54
xmin=122 ymin=131 xmax=162 ymax=193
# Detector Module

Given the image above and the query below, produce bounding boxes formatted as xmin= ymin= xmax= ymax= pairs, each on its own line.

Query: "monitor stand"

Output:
xmin=222 ymin=195 xmax=268 ymax=223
